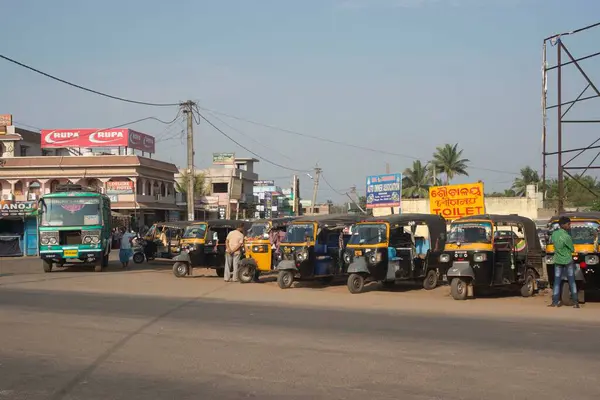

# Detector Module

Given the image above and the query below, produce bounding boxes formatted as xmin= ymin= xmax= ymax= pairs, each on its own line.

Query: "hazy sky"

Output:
xmin=2 ymin=0 xmax=599 ymax=201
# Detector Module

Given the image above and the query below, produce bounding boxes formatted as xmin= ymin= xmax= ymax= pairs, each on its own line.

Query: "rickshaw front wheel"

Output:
xmin=173 ymin=262 xmax=189 ymax=278
xmin=423 ymin=269 xmax=438 ymax=290
xmin=520 ymin=270 xmax=536 ymax=298
xmin=238 ymin=264 xmax=255 ymax=284
xmin=450 ymin=278 xmax=468 ymax=300
xmin=561 ymin=281 xmax=575 ymax=306
xmin=277 ymin=270 xmax=294 ymax=289
xmin=347 ymin=273 xmax=365 ymax=294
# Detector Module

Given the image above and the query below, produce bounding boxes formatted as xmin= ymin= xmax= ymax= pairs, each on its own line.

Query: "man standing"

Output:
xmin=549 ymin=216 xmax=579 ymax=308
xmin=119 ymin=227 xmax=136 ymax=269
xmin=224 ymin=222 xmax=245 ymax=282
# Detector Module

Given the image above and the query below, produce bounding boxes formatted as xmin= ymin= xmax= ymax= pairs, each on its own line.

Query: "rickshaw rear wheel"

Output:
xmin=216 ymin=268 xmax=225 ymax=278
xmin=520 ymin=270 xmax=536 ymax=297
xmin=238 ymin=264 xmax=255 ymax=284
xmin=173 ymin=262 xmax=188 ymax=278
xmin=347 ymin=273 xmax=365 ymax=294
xmin=561 ymin=281 xmax=574 ymax=306
xmin=423 ymin=269 xmax=438 ymax=290
xmin=42 ymin=260 xmax=53 ymax=273
xmin=133 ymin=253 xmax=145 ymax=264
xmin=277 ymin=270 xmax=294 ymax=289
xmin=450 ymin=278 xmax=468 ymax=300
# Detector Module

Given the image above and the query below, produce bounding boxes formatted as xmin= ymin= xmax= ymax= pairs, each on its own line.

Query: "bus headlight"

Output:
xmin=473 ymin=253 xmax=487 ymax=262
xmin=83 ymin=236 xmax=92 ymax=244
xmin=585 ymin=255 xmax=599 ymax=265
xmin=439 ymin=254 xmax=451 ymax=263
xmin=49 ymin=237 xmax=57 ymax=245
xmin=41 ymin=237 xmax=50 ymax=245
xmin=90 ymin=236 xmax=100 ymax=244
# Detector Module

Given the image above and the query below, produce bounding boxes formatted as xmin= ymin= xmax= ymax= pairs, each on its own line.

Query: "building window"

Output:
xmin=212 ymin=183 xmax=228 ymax=193
xmin=42 ymin=149 xmax=52 ymax=156
xmin=14 ymin=181 xmax=24 ymax=195
xmin=20 ymin=146 xmax=29 ymax=157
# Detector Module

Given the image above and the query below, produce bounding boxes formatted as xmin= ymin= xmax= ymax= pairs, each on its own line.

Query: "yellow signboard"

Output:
xmin=429 ymin=182 xmax=485 ymax=220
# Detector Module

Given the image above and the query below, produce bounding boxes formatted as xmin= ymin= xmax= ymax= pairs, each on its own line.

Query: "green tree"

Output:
xmin=402 ymin=160 xmax=430 ymax=198
xmin=176 ymin=171 xmax=206 ymax=196
xmin=432 ymin=143 xmax=469 ymax=185
xmin=511 ymin=166 xmax=540 ymax=196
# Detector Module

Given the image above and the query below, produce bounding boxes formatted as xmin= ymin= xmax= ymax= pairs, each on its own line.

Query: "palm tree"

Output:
xmin=176 ymin=171 xmax=206 ymax=195
xmin=511 ymin=166 xmax=540 ymax=196
xmin=432 ymin=144 xmax=470 ymax=185
xmin=403 ymin=160 xmax=430 ymax=198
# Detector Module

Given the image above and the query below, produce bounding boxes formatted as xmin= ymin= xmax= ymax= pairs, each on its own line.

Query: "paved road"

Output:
xmin=1 ymin=257 xmax=600 ymax=399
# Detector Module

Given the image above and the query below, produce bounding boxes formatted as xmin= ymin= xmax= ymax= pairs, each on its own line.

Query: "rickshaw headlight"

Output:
xmin=545 ymin=255 xmax=554 ymax=264
xmin=297 ymin=250 xmax=308 ymax=261
xmin=473 ymin=253 xmax=487 ymax=262
xmin=439 ymin=254 xmax=451 ymax=263
xmin=344 ymin=253 xmax=351 ymax=264
xmin=585 ymin=255 xmax=599 ymax=265
xmin=253 ymin=246 xmax=259 ymax=253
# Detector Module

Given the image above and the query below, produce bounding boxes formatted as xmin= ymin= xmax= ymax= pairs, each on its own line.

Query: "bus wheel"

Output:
xmin=450 ymin=278 xmax=468 ymax=300
xmin=173 ymin=262 xmax=188 ymax=278
xmin=423 ymin=269 xmax=438 ymax=290
xmin=43 ymin=260 xmax=53 ymax=273
xmin=277 ymin=270 xmax=294 ymax=289
xmin=347 ymin=273 xmax=365 ymax=294
xmin=520 ymin=270 xmax=536 ymax=297
xmin=101 ymin=253 xmax=109 ymax=269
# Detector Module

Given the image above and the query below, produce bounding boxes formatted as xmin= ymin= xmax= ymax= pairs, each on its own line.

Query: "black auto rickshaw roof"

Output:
xmin=454 ymin=214 xmax=541 ymax=252
xmin=361 ymin=213 xmax=447 ymax=242
xmin=250 ymin=217 xmax=298 ymax=229
xmin=201 ymin=219 xmax=253 ymax=230
xmin=293 ymin=213 xmax=365 ymax=228
xmin=548 ymin=212 xmax=600 ymax=222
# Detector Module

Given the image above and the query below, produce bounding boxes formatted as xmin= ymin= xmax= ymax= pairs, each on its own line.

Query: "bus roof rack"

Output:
xmin=54 ymin=184 xmax=98 ymax=193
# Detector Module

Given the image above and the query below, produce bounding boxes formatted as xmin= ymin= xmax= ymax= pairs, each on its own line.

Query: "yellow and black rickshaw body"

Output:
xmin=441 ymin=214 xmax=544 ymax=300
xmin=344 ymin=214 xmax=447 ymax=294
xmin=172 ymin=219 xmax=252 ymax=278
xmin=545 ymin=212 xmax=600 ymax=305
xmin=237 ymin=217 xmax=297 ymax=283
xmin=276 ymin=214 xmax=364 ymax=289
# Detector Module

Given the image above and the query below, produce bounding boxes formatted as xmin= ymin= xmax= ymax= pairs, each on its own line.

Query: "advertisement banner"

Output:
xmin=366 ymin=174 xmax=402 ymax=209
xmin=106 ymin=180 xmax=134 ymax=194
xmin=40 ymin=128 xmax=155 ymax=153
xmin=429 ymin=182 xmax=485 ymax=220
xmin=0 ymin=200 xmax=37 ymax=217
xmin=254 ymin=180 xmax=275 ymax=187
xmin=128 ymin=129 xmax=156 ymax=153
xmin=212 ymin=153 xmax=235 ymax=165
xmin=0 ymin=114 xmax=12 ymax=135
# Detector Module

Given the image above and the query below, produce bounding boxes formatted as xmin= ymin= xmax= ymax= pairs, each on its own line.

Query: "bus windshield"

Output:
xmin=283 ymin=224 xmax=314 ymax=243
xmin=549 ymin=221 xmax=600 ymax=245
xmin=41 ymin=197 xmax=101 ymax=227
xmin=349 ymin=224 xmax=387 ymax=245
xmin=448 ymin=222 xmax=492 ymax=244
xmin=182 ymin=224 xmax=207 ymax=239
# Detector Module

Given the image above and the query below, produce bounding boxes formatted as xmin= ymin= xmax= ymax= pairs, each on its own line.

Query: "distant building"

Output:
xmin=300 ymin=200 xmax=331 ymax=216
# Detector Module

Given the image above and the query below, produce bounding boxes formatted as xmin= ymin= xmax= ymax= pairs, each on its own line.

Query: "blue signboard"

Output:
xmin=365 ymin=174 xmax=402 ymax=209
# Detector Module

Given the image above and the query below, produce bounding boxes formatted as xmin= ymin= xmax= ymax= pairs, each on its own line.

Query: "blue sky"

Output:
xmin=2 ymin=0 xmax=600 ymax=201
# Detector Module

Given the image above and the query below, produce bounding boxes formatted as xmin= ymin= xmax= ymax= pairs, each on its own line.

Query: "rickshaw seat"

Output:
xmin=387 ymin=247 xmax=401 ymax=261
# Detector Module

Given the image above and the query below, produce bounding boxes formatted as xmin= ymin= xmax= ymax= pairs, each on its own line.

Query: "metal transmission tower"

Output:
xmin=542 ymin=22 xmax=600 ymax=211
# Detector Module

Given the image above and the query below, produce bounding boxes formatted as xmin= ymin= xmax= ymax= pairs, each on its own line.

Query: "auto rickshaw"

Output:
xmin=344 ymin=214 xmax=447 ymax=294
xmin=172 ymin=219 xmax=252 ymax=278
xmin=545 ymin=212 xmax=600 ymax=305
xmin=237 ymin=217 xmax=297 ymax=283
xmin=143 ymin=221 xmax=188 ymax=260
xmin=441 ymin=214 xmax=544 ymax=300
xmin=276 ymin=214 xmax=363 ymax=289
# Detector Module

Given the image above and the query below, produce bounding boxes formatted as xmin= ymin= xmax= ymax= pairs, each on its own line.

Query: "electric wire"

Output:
xmin=0 ymin=53 xmax=180 ymax=107
xmin=198 ymin=106 xmax=520 ymax=175
xmin=195 ymin=110 xmax=311 ymax=173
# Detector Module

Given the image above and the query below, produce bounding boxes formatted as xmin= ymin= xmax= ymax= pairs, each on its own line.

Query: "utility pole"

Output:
xmin=292 ymin=175 xmax=299 ymax=216
xmin=432 ymin=164 xmax=436 ymax=186
xmin=182 ymin=100 xmax=196 ymax=221
xmin=310 ymin=165 xmax=322 ymax=215
xmin=385 ymin=163 xmax=390 ymax=174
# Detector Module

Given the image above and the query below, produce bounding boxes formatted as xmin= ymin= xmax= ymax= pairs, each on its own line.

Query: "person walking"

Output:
xmin=224 ymin=222 xmax=245 ymax=282
xmin=549 ymin=216 xmax=579 ymax=308
xmin=119 ymin=227 xmax=136 ymax=269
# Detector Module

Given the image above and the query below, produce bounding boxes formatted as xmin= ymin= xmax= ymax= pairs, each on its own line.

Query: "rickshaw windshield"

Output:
xmin=182 ymin=224 xmax=207 ymax=239
xmin=247 ymin=223 xmax=269 ymax=240
xmin=549 ymin=221 xmax=599 ymax=245
xmin=448 ymin=222 xmax=492 ymax=244
xmin=349 ymin=224 xmax=387 ymax=245
xmin=283 ymin=224 xmax=314 ymax=243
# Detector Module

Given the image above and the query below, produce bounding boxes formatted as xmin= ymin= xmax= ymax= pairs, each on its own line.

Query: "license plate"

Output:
xmin=63 ymin=249 xmax=78 ymax=257
xmin=283 ymin=247 xmax=291 ymax=253
xmin=354 ymin=250 xmax=362 ymax=257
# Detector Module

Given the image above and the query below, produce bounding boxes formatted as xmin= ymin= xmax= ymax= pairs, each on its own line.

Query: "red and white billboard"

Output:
xmin=40 ymin=128 xmax=155 ymax=153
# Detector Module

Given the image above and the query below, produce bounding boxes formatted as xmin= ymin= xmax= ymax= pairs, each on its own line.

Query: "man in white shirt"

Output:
xmin=224 ymin=222 xmax=245 ymax=282
xmin=119 ymin=227 xmax=136 ymax=269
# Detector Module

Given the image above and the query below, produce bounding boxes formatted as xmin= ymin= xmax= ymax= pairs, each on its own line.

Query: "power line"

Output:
xmin=0 ymin=53 xmax=180 ymax=107
xmin=320 ymin=173 xmax=345 ymax=196
xmin=198 ymin=105 xmax=520 ymax=176
xmin=195 ymin=110 xmax=311 ymax=173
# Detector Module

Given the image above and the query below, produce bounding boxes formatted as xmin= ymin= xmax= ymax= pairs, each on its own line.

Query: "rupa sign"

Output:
xmin=40 ymin=128 xmax=156 ymax=153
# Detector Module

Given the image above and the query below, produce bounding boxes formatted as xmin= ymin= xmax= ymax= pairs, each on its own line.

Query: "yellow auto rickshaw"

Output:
xmin=143 ymin=221 xmax=188 ymax=259
xmin=237 ymin=217 xmax=297 ymax=283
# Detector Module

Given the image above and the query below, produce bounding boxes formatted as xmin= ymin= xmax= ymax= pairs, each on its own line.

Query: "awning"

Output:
xmin=111 ymin=211 xmax=131 ymax=218
xmin=111 ymin=202 xmax=184 ymax=211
